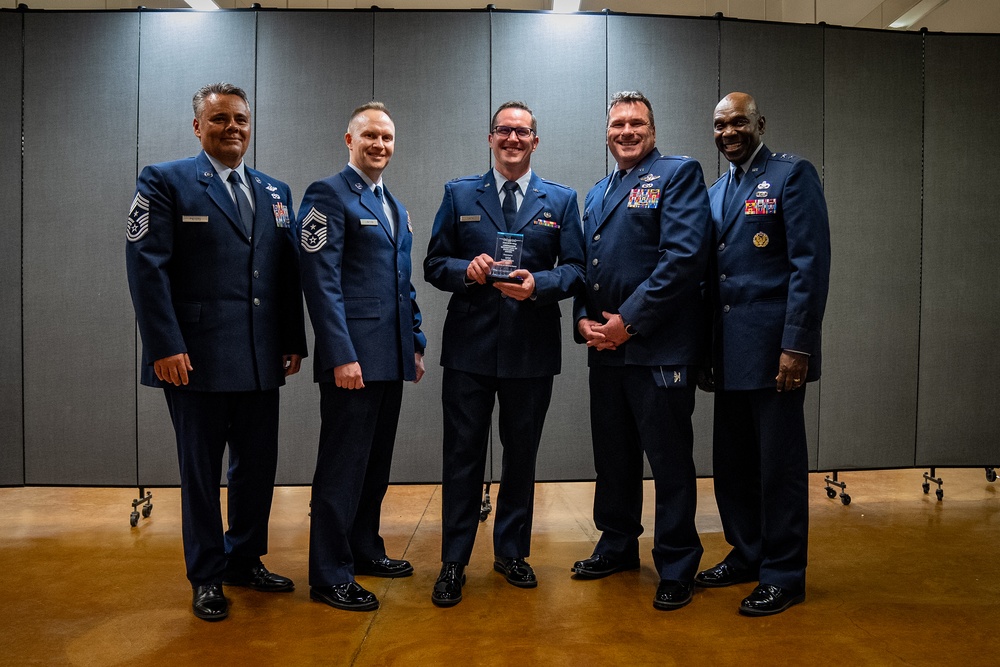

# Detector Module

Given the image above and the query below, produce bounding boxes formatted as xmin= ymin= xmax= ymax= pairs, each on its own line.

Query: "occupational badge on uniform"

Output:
xmin=641 ymin=183 xmax=654 ymax=188
xmin=300 ymin=207 xmax=328 ymax=253
xmin=266 ymin=183 xmax=278 ymax=192
xmin=757 ymin=181 xmax=770 ymax=189
xmin=272 ymin=202 xmax=290 ymax=228
xmin=126 ymin=191 xmax=150 ymax=242
xmin=639 ymin=174 xmax=660 ymax=182
xmin=753 ymin=231 xmax=769 ymax=248
xmin=254 ymin=176 xmax=262 ymax=183
xmin=271 ymin=192 xmax=281 ymax=199
xmin=543 ymin=212 xmax=552 ymax=219
xmin=744 ymin=198 xmax=777 ymax=215
xmin=756 ymin=190 xmax=768 ymax=197
xmin=627 ymin=188 xmax=661 ymax=209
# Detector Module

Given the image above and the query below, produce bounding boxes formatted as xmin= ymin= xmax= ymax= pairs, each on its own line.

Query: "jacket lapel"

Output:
xmin=510 ymin=172 xmax=545 ymax=234
xmin=197 ymin=152 xmax=246 ymax=239
xmin=476 ymin=171 xmax=506 ymax=232
xmin=718 ymin=145 xmax=769 ymax=241
xmin=341 ymin=167 xmax=395 ymax=243
xmin=596 ymin=148 xmax=661 ymax=231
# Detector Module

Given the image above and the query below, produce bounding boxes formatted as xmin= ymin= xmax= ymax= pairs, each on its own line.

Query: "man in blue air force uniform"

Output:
xmin=125 ymin=83 xmax=307 ymax=622
xmin=695 ymin=92 xmax=830 ymax=617
xmin=424 ymin=101 xmax=584 ymax=606
xmin=572 ymin=91 xmax=711 ymax=612
xmin=298 ymin=102 xmax=426 ymax=612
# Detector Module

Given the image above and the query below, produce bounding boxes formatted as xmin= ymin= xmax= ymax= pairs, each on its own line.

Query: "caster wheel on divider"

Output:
xmin=142 ymin=504 xmax=153 ymax=518
xmin=922 ymin=482 xmax=930 ymax=494
xmin=826 ymin=488 xmax=837 ymax=499
xmin=841 ymin=494 xmax=851 ymax=506
xmin=987 ymin=468 xmax=997 ymax=483
xmin=130 ymin=511 xmax=139 ymax=527
xmin=936 ymin=488 xmax=944 ymax=501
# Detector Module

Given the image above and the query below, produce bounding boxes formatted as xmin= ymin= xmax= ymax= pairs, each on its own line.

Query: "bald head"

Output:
xmin=713 ymin=92 xmax=765 ymax=166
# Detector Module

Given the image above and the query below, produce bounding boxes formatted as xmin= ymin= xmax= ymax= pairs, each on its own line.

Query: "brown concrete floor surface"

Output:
xmin=1 ymin=469 xmax=998 ymax=666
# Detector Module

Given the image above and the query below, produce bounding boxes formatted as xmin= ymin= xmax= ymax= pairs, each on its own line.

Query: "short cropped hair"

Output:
xmin=192 ymin=83 xmax=249 ymax=118
xmin=491 ymin=101 xmax=537 ymax=133
xmin=349 ymin=101 xmax=392 ymax=131
xmin=607 ymin=91 xmax=654 ymax=129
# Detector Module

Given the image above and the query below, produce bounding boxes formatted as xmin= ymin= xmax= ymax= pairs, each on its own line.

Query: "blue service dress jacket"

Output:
xmin=708 ymin=144 xmax=831 ymax=390
xmin=125 ymin=151 xmax=307 ymax=392
xmin=573 ymin=148 xmax=712 ymax=369
xmin=297 ymin=165 xmax=425 ymax=382
xmin=424 ymin=170 xmax=585 ymax=378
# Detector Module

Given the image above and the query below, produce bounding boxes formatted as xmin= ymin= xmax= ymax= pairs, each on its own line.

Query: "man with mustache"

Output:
xmin=696 ymin=91 xmax=830 ymax=616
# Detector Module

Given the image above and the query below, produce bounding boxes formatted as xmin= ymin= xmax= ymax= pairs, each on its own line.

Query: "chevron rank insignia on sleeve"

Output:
xmin=300 ymin=207 xmax=328 ymax=253
xmin=126 ymin=191 xmax=150 ymax=242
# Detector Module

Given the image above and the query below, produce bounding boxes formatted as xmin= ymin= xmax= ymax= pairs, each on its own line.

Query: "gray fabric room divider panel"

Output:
xmin=135 ymin=10 xmax=257 ymax=485
xmin=375 ymin=12 xmax=492 ymax=482
xmin=0 ymin=13 xmax=23 ymax=486
xmin=491 ymin=11 xmax=607 ymax=481
xmin=820 ymin=28 xmax=922 ymax=470
xmin=608 ymin=13 xmax=721 ymax=476
xmin=255 ymin=11 xmax=375 ymax=484
xmin=22 ymin=12 xmax=139 ymax=485
xmin=918 ymin=34 xmax=1000 ymax=467
xmin=720 ymin=19 xmax=825 ymax=470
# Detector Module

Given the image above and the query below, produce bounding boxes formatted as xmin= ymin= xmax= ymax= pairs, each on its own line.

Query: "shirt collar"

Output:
xmin=493 ymin=168 xmax=531 ymax=194
xmin=206 ymin=153 xmax=246 ymax=183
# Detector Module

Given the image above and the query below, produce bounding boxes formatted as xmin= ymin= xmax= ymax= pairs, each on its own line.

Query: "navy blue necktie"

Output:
xmin=726 ymin=167 xmax=744 ymax=217
xmin=502 ymin=180 xmax=519 ymax=230
xmin=603 ymin=169 xmax=625 ymax=212
xmin=228 ymin=170 xmax=253 ymax=236
xmin=375 ymin=185 xmax=395 ymax=237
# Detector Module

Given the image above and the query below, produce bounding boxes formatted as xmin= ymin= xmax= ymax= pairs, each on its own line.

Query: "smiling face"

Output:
xmin=606 ymin=100 xmax=656 ymax=171
xmin=346 ymin=109 xmax=395 ymax=182
xmin=714 ymin=93 xmax=765 ymax=166
xmin=489 ymin=107 xmax=539 ymax=181
xmin=192 ymin=93 xmax=251 ymax=169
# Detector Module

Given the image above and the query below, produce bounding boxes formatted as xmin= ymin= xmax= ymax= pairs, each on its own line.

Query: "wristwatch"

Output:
xmin=623 ymin=321 xmax=637 ymax=337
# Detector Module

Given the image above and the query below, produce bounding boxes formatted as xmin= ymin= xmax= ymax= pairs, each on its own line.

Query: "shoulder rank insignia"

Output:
xmin=300 ymin=207 xmax=328 ymax=253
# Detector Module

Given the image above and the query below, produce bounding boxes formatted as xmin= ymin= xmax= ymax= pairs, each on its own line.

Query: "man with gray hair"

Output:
xmin=126 ymin=82 xmax=306 ymax=621
xmin=571 ymin=91 xmax=711 ymax=611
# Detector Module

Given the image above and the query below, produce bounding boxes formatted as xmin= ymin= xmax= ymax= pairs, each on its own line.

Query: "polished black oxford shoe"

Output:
xmin=431 ymin=562 xmax=466 ymax=607
xmin=571 ymin=554 xmax=640 ymax=579
xmin=192 ymin=584 xmax=229 ymax=621
xmin=739 ymin=583 xmax=805 ymax=617
xmin=493 ymin=557 xmax=537 ymax=588
xmin=222 ymin=562 xmax=295 ymax=592
xmin=355 ymin=556 xmax=414 ymax=578
xmin=694 ymin=561 xmax=757 ymax=588
xmin=310 ymin=581 xmax=379 ymax=612
xmin=653 ymin=579 xmax=694 ymax=611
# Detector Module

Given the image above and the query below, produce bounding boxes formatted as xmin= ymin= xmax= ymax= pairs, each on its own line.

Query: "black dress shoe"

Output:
xmin=192 ymin=584 xmax=229 ymax=621
xmin=310 ymin=582 xmax=379 ymax=612
xmin=223 ymin=562 xmax=295 ymax=592
xmin=355 ymin=556 xmax=414 ymax=578
xmin=694 ymin=561 xmax=757 ymax=588
xmin=739 ymin=583 xmax=805 ymax=617
xmin=653 ymin=579 xmax=694 ymax=611
xmin=571 ymin=554 xmax=640 ymax=580
xmin=431 ymin=562 xmax=466 ymax=608
xmin=493 ymin=557 xmax=537 ymax=589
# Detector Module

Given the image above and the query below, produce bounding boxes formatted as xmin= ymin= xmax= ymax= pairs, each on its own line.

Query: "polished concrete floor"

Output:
xmin=1 ymin=469 xmax=998 ymax=666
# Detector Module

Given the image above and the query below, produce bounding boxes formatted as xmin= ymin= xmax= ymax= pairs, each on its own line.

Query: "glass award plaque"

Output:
xmin=487 ymin=232 xmax=524 ymax=283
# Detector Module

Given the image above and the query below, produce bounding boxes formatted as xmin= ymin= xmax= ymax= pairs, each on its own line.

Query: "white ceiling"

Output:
xmin=2 ymin=0 xmax=998 ymax=33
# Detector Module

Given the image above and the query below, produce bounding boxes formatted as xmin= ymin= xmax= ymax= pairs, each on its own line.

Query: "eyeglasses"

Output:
xmin=492 ymin=125 xmax=534 ymax=138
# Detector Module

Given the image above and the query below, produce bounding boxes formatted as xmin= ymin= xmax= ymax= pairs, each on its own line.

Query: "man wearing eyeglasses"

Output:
xmin=424 ymin=101 xmax=584 ymax=607
xmin=572 ymin=91 xmax=711 ymax=612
